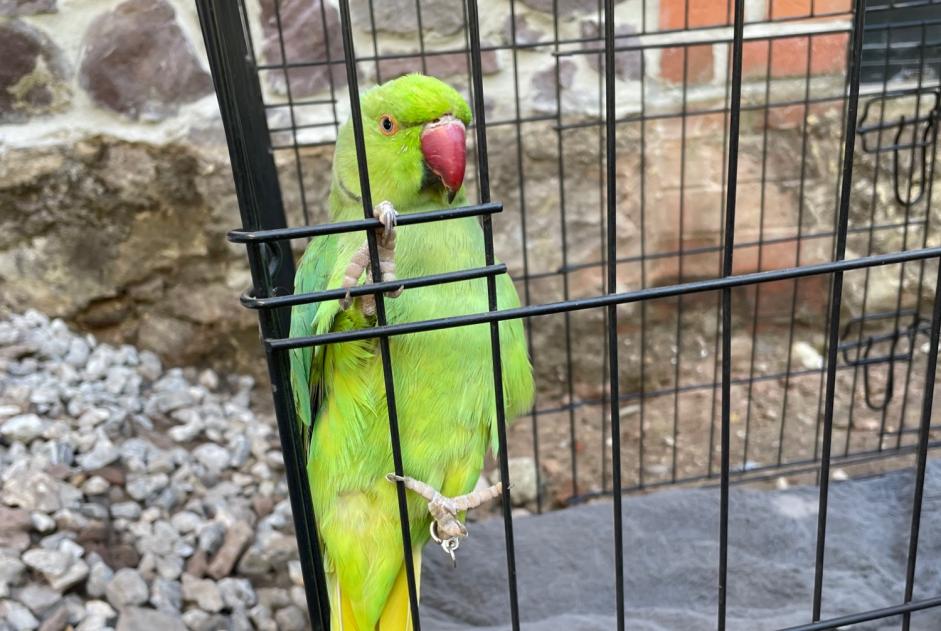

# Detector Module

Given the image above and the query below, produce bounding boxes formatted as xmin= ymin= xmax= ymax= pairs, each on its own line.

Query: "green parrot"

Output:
xmin=289 ymin=74 xmax=534 ymax=630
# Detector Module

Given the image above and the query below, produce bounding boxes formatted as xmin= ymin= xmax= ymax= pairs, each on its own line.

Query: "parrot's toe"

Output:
xmin=374 ymin=200 xmax=398 ymax=238
xmin=387 ymin=472 xmax=505 ymax=567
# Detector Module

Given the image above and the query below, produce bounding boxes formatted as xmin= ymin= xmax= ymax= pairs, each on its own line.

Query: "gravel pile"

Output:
xmin=0 ymin=310 xmax=308 ymax=631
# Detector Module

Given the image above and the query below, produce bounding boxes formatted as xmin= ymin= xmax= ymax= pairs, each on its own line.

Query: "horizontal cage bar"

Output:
xmin=268 ymin=246 xmax=941 ymax=350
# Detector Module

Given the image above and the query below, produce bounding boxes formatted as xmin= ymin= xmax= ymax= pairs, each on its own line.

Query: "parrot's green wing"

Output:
xmin=289 ymin=234 xmax=338 ymax=450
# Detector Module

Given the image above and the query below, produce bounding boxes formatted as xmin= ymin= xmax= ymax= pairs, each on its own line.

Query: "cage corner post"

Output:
xmin=195 ymin=1 xmax=331 ymax=629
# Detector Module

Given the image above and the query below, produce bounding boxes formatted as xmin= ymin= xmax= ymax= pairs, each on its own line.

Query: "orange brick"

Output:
xmin=741 ymin=33 xmax=847 ymax=78
xmin=660 ymin=44 xmax=715 ymax=84
xmin=808 ymin=33 xmax=848 ymax=74
xmin=818 ymin=0 xmax=852 ymax=13
xmin=772 ymin=0 xmax=851 ymax=17
xmin=772 ymin=0 xmax=810 ymax=18
xmin=660 ymin=0 xmax=729 ymax=30
xmin=775 ymin=33 xmax=846 ymax=77
xmin=742 ymin=40 xmax=773 ymax=78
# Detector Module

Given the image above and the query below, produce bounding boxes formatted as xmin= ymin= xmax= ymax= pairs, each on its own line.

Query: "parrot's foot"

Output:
xmin=340 ymin=201 xmax=405 ymax=314
xmin=386 ymin=473 xmax=504 ymax=567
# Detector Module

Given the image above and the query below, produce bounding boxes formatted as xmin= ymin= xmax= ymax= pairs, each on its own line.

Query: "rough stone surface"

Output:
xmin=351 ymin=0 xmax=464 ymax=36
xmin=0 ymin=555 xmax=27 ymax=595
xmin=0 ymin=0 xmax=56 ymax=16
xmin=14 ymin=583 xmax=58 ymax=615
xmin=46 ymin=558 xmax=88 ymax=592
xmin=0 ymin=413 xmax=46 ymax=443
xmin=217 ymin=577 xmax=256 ymax=610
xmin=180 ymin=574 xmax=223 ymax=613
xmin=0 ymin=599 xmax=39 ymax=630
xmin=116 ymin=606 xmax=186 ymax=631
xmin=0 ymin=137 xmax=255 ymax=377
xmin=580 ymin=20 xmax=641 ymax=81
xmin=85 ymin=561 xmax=112 ymax=599
xmin=0 ymin=20 xmax=69 ymax=123
xmin=206 ymin=522 xmax=253 ymax=580
xmin=531 ymin=59 xmax=577 ymax=114
xmin=105 ymin=568 xmax=148 ymax=609
xmin=375 ymin=50 xmax=500 ymax=83
xmin=79 ymin=0 xmax=211 ymax=120
xmin=259 ymin=0 xmax=346 ymax=97
xmin=503 ymin=13 xmax=545 ymax=45
xmin=489 ymin=457 xmax=538 ymax=505
xmin=519 ymin=0 xmax=597 ymax=16
xmin=36 ymin=603 xmax=69 ymax=631
xmin=150 ymin=577 xmax=182 ymax=613
xmin=20 ymin=550 xmax=70 ymax=577
xmin=274 ymin=605 xmax=307 ymax=631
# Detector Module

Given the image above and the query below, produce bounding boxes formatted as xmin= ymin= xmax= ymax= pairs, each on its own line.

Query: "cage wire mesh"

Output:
xmin=197 ymin=0 xmax=941 ymax=628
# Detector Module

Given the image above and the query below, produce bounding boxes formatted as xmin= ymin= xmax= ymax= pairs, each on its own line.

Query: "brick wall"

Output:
xmin=658 ymin=0 xmax=852 ymax=85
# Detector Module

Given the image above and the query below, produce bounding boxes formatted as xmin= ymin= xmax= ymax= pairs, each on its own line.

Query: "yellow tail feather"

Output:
xmin=330 ymin=571 xmax=362 ymax=631
xmin=328 ymin=546 xmax=422 ymax=631
xmin=378 ymin=547 xmax=422 ymax=631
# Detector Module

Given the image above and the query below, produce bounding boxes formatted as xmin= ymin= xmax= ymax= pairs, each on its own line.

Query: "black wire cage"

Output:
xmin=196 ymin=0 xmax=941 ymax=629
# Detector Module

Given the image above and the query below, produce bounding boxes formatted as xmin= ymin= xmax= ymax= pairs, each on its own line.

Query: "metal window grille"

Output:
xmin=196 ymin=0 xmax=941 ymax=629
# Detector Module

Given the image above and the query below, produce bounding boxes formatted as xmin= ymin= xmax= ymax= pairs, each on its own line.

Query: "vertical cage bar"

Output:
xmin=776 ymin=35 xmax=817 ymax=467
xmin=551 ymin=0 xmax=580 ymax=500
xmin=602 ymin=0 xmax=625 ymax=628
xmin=366 ymin=0 xmax=383 ymax=83
xmin=901 ymin=113 xmax=941 ymax=631
xmin=271 ymin=0 xmax=312 ymax=226
xmin=316 ymin=0 xmax=341 ymax=135
xmin=194 ymin=2 xmax=329 ymax=629
xmin=718 ymin=1 xmax=747 ymax=629
xmin=636 ymin=38 xmax=648 ymax=491
xmin=813 ymin=22 xmax=858 ymax=467
xmin=741 ymin=39 xmax=774 ymax=470
xmin=708 ymin=16 xmax=737 ymax=482
xmin=900 ymin=90 xmax=941 ymax=455
xmin=876 ymin=27 xmax=929 ymax=451
xmin=465 ymin=1 xmax=522 ymax=627
xmin=842 ymin=36 xmax=894 ymax=457
xmin=596 ymin=0 xmax=608 ymax=495
xmin=413 ymin=0 xmax=429 ymax=74
xmin=506 ymin=0 xmax=544 ymax=513
xmin=811 ymin=0 xmax=868 ymax=621
xmin=902 ymin=258 xmax=941 ymax=630
xmin=891 ymin=25 xmax=931 ymax=452
xmin=335 ymin=2 xmax=423 ymax=627
xmin=671 ymin=42 xmax=690 ymax=484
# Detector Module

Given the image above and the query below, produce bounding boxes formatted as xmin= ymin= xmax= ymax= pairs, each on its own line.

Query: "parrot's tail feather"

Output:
xmin=328 ymin=570 xmax=362 ymax=631
xmin=378 ymin=547 xmax=422 ymax=631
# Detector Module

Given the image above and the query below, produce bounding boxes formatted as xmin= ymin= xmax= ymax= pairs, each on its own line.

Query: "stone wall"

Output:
xmin=1 ymin=0 xmax=254 ymax=377
xmin=1 ymin=0 xmax=937 ymax=397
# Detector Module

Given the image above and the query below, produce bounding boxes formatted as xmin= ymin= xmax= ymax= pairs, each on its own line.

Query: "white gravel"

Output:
xmin=0 ymin=310 xmax=303 ymax=631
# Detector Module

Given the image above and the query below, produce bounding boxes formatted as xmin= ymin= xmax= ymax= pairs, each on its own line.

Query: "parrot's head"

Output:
xmin=332 ymin=74 xmax=473 ymax=212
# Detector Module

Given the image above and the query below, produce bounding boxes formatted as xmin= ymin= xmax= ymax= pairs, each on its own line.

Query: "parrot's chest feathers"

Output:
xmin=376 ymin=225 xmax=499 ymax=426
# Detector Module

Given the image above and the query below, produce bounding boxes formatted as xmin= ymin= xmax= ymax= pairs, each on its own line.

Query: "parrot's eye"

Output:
xmin=379 ymin=114 xmax=398 ymax=136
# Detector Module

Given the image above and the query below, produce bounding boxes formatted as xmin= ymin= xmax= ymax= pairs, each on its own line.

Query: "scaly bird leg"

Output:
xmin=385 ymin=473 xmax=504 ymax=541
xmin=339 ymin=201 xmax=405 ymax=314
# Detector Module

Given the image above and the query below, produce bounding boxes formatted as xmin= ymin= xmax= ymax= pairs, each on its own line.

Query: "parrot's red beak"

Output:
xmin=421 ymin=115 xmax=466 ymax=203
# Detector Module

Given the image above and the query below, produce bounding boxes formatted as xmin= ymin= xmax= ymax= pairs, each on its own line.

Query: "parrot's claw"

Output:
xmin=375 ymin=200 xmax=398 ymax=237
xmin=372 ymin=201 xmax=404 ymax=299
xmin=386 ymin=473 xmax=504 ymax=568
xmin=339 ymin=201 xmax=404 ymax=313
xmin=339 ymin=287 xmax=353 ymax=311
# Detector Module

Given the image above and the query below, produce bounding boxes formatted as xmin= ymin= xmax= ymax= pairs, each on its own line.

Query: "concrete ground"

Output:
xmin=423 ymin=460 xmax=941 ymax=630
